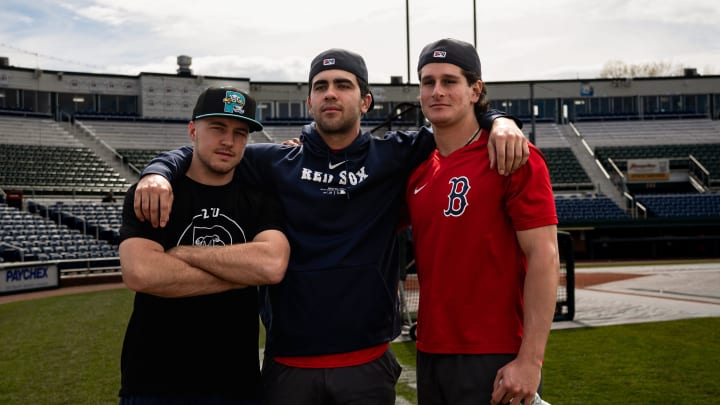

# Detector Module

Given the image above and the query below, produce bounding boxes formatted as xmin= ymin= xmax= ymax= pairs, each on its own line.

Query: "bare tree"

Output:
xmin=600 ymin=60 xmax=685 ymax=78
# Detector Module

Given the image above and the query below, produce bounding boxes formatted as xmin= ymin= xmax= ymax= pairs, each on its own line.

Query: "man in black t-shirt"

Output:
xmin=118 ymin=87 xmax=290 ymax=405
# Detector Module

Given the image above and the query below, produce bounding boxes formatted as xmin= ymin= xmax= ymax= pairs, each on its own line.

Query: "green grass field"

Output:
xmin=1 ymin=287 xmax=718 ymax=404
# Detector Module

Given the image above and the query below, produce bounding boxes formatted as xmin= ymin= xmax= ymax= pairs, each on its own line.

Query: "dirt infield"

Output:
xmin=574 ymin=272 xmax=647 ymax=288
xmin=403 ymin=272 xmax=647 ymax=291
xmin=0 ymin=272 xmax=646 ymax=306
xmin=0 ymin=278 xmax=124 ymax=305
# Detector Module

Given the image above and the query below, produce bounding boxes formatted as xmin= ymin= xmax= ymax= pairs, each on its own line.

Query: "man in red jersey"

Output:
xmin=406 ymin=38 xmax=559 ymax=405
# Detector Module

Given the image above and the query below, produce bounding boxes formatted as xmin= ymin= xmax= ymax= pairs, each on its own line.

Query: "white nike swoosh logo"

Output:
xmin=414 ymin=184 xmax=428 ymax=194
xmin=328 ymin=161 xmax=347 ymax=170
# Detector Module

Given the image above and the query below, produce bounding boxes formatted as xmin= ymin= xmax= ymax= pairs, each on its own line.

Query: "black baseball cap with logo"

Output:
xmin=308 ymin=48 xmax=375 ymax=110
xmin=417 ymin=38 xmax=482 ymax=80
xmin=192 ymin=87 xmax=263 ymax=132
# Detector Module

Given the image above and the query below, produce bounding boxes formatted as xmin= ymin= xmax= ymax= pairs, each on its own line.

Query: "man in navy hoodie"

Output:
xmin=132 ymin=49 xmax=528 ymax=405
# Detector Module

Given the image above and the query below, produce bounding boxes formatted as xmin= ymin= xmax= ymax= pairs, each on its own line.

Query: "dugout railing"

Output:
xmin=554 ymin=231 xmax=575 ymax=321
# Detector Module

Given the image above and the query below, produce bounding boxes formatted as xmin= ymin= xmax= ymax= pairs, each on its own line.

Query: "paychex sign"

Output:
xmin=0 ymin=263 xmax=59 ymax=293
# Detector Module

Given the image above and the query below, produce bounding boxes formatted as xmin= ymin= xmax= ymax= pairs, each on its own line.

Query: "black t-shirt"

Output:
xmin=118 ymin=176 xmax=284 ymax=399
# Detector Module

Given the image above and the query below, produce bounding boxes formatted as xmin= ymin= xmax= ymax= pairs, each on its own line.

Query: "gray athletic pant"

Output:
xmin=261 ymin=348 xmax=402 ymax=405
xmin=417 ymin=351 xmax=542 ymax=405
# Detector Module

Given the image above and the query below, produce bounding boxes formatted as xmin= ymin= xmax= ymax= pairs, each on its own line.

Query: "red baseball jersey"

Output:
xmin=406 ymin=131 xmax=557 ymax=354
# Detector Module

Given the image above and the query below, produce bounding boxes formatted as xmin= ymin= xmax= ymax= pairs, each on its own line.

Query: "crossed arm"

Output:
xmin=120 ymin=229 xmax=290 ymax=298
xmin=491 ymin=225 xmax=560 ymax=405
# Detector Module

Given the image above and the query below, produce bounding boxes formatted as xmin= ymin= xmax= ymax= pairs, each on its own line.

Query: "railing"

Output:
xmin=607 ymin=158 xmax=628 ymax=194
xmin=0 ymin=241 xmax=25 ymax=262
xmin=555 ymin=231 xmax=575 ymax=322
xmin=58 ymin=257 xmax=121 ymax=278
xmin=552 ymin=182 xmax=595 ymax=192
xmin=370 ymin=102 xmax=421 ymax=135
xmin=73 ymin=119 xmax=125 ymax=162
xmin=688 ymin=154 xmax=710 ymax=190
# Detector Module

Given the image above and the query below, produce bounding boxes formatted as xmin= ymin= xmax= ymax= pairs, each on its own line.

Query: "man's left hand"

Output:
xmin=488 ymin=117 xmax=529 ymax=175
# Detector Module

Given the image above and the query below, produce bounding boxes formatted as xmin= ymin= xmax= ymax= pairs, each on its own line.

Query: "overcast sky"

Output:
xmin=1 ymin=0 xmax=719 ymax=84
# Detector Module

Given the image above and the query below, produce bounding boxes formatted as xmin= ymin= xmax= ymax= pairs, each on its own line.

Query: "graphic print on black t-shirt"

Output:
xmin=176 ymin=207 xmax=247 ymax=247
xmin=118 ymin=178 xmax=287 ymax=399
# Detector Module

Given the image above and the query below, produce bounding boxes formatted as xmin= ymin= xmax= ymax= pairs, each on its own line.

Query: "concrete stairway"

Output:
xmin=60 ymin=121 xmax=140 ymax=186
xmin=558 ymin=123 xmax=628 ymax=210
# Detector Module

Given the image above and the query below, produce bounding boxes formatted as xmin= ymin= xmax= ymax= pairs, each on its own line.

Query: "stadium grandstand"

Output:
xmin=1 ymin=55 xmax=719 ymax=294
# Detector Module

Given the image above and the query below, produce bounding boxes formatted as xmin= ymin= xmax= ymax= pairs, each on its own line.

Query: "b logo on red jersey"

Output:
xmin=444 ymin=176 xmax=470 ymax=217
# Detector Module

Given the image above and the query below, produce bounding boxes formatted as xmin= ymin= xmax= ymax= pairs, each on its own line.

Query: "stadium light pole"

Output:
xmin=529 ymin=82 xmax=536 ymax=145
xmin=406 ymin=0 xmax=411 ymax=84
xmin=473 ymin=0 xmax=477 ymax=49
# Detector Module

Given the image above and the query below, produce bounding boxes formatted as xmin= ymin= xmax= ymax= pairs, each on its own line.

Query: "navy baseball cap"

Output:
xmin=308 ymin=48 xmax=375 ymax=110
xmin=192 ymin=87 xmax=263 ymax=132
xmin=417 ymin=38 xmax=482 ymax=79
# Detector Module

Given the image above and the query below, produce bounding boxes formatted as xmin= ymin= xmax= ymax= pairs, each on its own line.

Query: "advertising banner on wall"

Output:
xmin=0 ymin=263 xmax=60 ymax=294
xmin=627 ymin=159 xmax=671 ymax=182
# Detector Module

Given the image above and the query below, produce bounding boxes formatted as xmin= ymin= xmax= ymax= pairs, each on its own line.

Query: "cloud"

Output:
xmin=1 ymin=0 xmax=718 ymax=82
xmin=0 ymin=9 xmax=34 ymax=27
xmin=70 ymin=5 xmax=128 ymax=26
xmin=616 ymin=0 xmax=720 ymax=25
xmin=106 ymin=55 xmax=309 ymax=82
